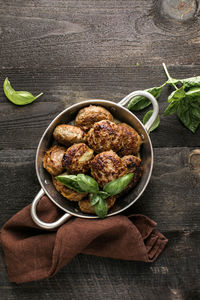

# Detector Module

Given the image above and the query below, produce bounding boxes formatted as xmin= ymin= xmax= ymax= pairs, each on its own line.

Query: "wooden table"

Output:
xmin=0 ymin=1 xmax=200 ymax=299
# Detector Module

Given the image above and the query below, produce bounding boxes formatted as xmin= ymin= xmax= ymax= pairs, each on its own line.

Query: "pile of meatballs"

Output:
xmin=43 ymin=105 xmax=143 ymax=215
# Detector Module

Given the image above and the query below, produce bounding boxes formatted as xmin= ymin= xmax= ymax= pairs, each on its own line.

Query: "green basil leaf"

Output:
xmin=103 ymin=173 xmax=134 ymax=196
xmin=166 ymin=77 xmax=200 ymax=88
xmin=191 ymin=107 xmax=200 ymax=119
xmin=97 ymin=191 xmax=110 ymax=200
xmin=163 ymin=101 xmax=179 ymax=116
xmin=94 ymin=198 xmax=108 ymax=218
xmin=143 ymin=110 xmax=160 ymax=132
xmin=90 ymin=193 xmax=101 ymax=206
xmin=128 ymin=86 xmax=162 ymax=111
xmin=77 ymin=174 xmax=99 ymax=193
xmin=168 ymin=86 xmax=185 ymax=103
xmin=186 ymin=87 xmax=200 ymax=97
xmin=177 ymin=99 xmax=200 ymax=133
xmin=3 ymin=77 xmax=43 ymax=105
xmin=55 ymin=174 xmax=85 ymax=193
xmin=181 ymin=77 xmax=200 ymax=88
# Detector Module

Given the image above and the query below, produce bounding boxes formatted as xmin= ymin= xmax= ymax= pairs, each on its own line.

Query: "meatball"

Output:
xmin=78 ymin=196 xmax=116 ymax=214
xmin=53 ymin=124 xmax=87 ymax=147
xmin=43 ymin=145 xmax=66 ymax=176
xmin=62 ymin=143 xmax=94 ymax=174
xmin=117 ymin=123 xmax=142 ymax=156
xmin=121 ymin=155 xmax=143 ymax=188
xmin=52 ymin=176 xmax=87 ymax=201
xmin=91 ymin=150 xmax=127 ymax=187
xmin=75 ymin=105 xmax=114 ymax=131
xmin=87 ymin=120 xmax=123 ymax=153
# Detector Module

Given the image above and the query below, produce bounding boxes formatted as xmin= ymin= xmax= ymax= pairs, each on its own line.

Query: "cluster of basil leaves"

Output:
xmin=56 ymin=173 xmax=133 ymax=218
xmin=128 ymin=63 xmax=200 ymax=133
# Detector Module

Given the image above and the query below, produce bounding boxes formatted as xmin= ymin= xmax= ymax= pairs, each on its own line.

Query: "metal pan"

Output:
xmin=31 ymin=91 xmax=159 ymax=229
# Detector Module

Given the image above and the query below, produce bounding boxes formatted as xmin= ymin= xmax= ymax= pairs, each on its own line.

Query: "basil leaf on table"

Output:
xmin=163 ymin=101 xmax=179 ymax=116
xmin=177 ymin=98 xmax=200 ymax=133
xmin=103 ymin=173 xmax=134 ymax=196
xmin=127 ymin=86 xmax=163 ymax=111
xmin=94 ymin=198 xmax=108 ymax=219
xmin=77 ymin=174 xmax=99 ymax=193
xmin=3 ymin=78 xmax=43 ymax=105
xmin=143 ymin=110 xmax=160 ymax=132
xmin=186 ymin=87 xmax=200 ymax=97
xmin=167 ymin=77 xmax=200 ymax=88
xmin=55 ymin=174 xmax=85 ymax=193
xmin=168 ymin=86 xmax=186 ymax=103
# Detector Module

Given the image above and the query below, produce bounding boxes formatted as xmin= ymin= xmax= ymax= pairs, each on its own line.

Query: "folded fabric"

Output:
xmin=0 ymin=195 xmax=168 ymax=283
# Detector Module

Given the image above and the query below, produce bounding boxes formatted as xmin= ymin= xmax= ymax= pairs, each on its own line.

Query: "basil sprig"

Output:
xmin=3 ymin=78 xmax=43 ymax=105
xmin=56 ymin=173 xmax=134 ymax=218
xmin=128 ymin=63 xmax=200 ymax=133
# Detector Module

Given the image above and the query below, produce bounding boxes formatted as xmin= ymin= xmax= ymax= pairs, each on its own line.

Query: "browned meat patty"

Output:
xmin=121 ymin=155 xmax=143 ymax=188
xmin=75 ymin=105 xmax=114 ymax=131
xmin=53 ymin=124 xmax=87 ymax=147
xmin=91 ymin=150 xmax=127 ymax=187
xmin=62 ymin=143 xmax=94 ymax=174
xmin=87 ymin=120 xmax=123 ymax=153
xmin=52 ymin=176 xmax=87 ymax=201
xmin=43 ymin=145 xmax=66 ymax=176
xmin=117 ymin=123 xmax=142 ymax=156
xmin=78 ymin=196 xmax=116 ymax=214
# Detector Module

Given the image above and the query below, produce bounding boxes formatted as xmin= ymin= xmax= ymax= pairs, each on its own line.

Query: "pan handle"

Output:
xmin=118 ymin=91 xmax=159 ymax=132
xmin=31 ymin=189 xmax=72 ymax=229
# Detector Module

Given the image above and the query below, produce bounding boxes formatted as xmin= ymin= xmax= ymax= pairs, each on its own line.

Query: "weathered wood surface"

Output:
xmin=0 ymin=0 xmax=200 ymax=299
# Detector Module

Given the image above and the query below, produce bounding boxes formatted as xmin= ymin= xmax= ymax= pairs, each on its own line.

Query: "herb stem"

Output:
xmin=162 ymin=63 xmax=178 ymax=90
xmin=35 ymin=92 xmax=43 ymax=99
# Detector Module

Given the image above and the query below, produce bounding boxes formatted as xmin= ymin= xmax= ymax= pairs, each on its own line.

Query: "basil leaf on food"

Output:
xmin=90 ymin=193 xmax=102 ymax=206
xmin=77 ymin=174 xmax=99 ymax=193
xmin=97 ymin=191 xmax=110 ymax=200
xmin=103 ymin=173 xmax=134 ymax=196
xmin=55 ymin=174 xmax=85 ymax=193
xmin=128 ymin=86 xmax=163 ymax=111
xmin=3 ymin=78 xmax=43 ymax=105
xmin=94 ymin=198 xmax=108 ymax=219
xmin=90 ymin=191 xmax=110 ymax=207
xmin=143 ymin=110 xmax=160 ymax=132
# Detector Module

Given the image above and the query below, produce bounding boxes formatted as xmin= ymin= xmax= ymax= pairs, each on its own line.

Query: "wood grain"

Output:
xmin=0 ymin=66 xmax=200 ymax=149
xmin=0 ymin=147 xmax=199 ymax=231
xmin=0 ymin=0 xmax=200 ymax=299
xmin=0 ymin=0 xmax=200 ymax=68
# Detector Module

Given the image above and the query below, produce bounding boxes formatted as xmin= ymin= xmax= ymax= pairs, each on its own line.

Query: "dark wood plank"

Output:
xmin=0 ymin=66 xmax=200 ymax=150
xmin=0 ymin=0 xmax=199 ymax=68
xmin=0 ymin=0 xmax=200 ymax=298
xmin=1 ymin=147 xmax=200 ymax=231
xmin=0 ymin=232 xmax=199 ymax=300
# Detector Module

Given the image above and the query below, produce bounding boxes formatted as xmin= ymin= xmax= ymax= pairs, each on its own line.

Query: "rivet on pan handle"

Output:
xmin=31 ymin=189 xmax=72 ymax=229
xmin=118 ymin=91 xmax=159 ymax=133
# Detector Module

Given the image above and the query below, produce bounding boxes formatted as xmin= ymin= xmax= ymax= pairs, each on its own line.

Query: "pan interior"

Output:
xmin=36 ymin=100 xmax=153 ymax=218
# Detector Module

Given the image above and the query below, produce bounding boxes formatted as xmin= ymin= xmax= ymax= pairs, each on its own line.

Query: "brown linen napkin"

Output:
xmin=0 ymin=195 xmax=168 ymax=283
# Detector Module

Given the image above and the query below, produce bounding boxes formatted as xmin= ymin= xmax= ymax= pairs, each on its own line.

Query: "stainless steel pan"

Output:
xmin=31 ymin=91 xmax=159 ymax=229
